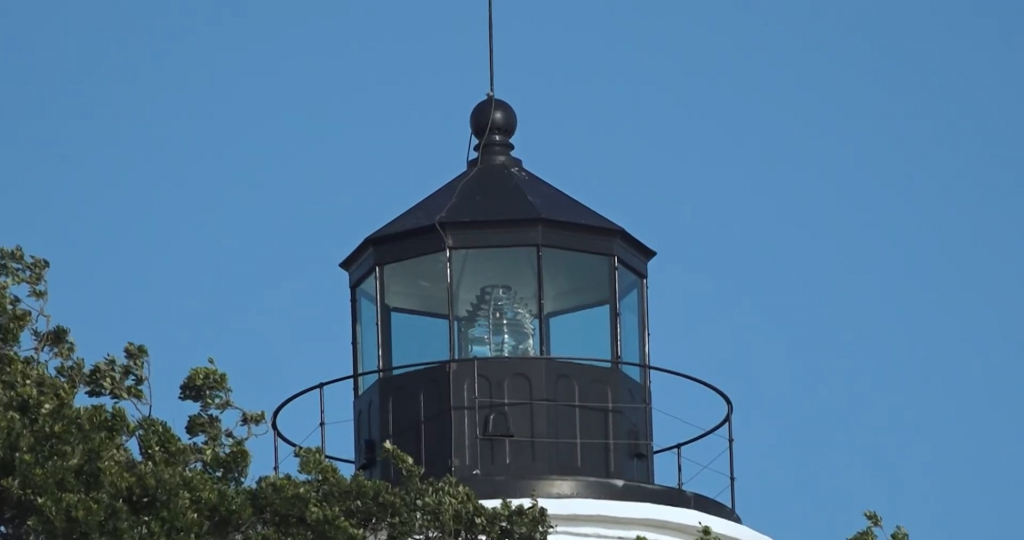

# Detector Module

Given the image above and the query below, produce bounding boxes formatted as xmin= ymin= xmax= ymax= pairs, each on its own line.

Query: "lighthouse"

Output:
xmin=273 ymin=97 xmax=772 ymax=540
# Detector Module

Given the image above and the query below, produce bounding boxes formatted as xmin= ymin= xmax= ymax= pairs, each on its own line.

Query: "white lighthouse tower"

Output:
xmin=273 ymin=95 xmax=773 ymax=540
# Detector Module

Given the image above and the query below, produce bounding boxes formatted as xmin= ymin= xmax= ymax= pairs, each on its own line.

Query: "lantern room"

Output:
xmin=342 ymin=97 xmax=654 ymax=382
xmin=331 ymin=96 xmax=745 ymax=518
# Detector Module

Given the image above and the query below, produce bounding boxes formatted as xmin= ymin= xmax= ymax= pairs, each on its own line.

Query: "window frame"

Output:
xmin=351 ymin=247 xmax=651 ymax=394
xmin=352 ymin=268 xmax=382 ymax=394
xmin=379 ymin=252 xmax=451 ymax=376
xmin=537 ymin=246 xmax=617 ymax=363
xmin=450 ymin=246 xmax=541 ymax=360
xmin=615 ymin=258 xmax=648 ymax=381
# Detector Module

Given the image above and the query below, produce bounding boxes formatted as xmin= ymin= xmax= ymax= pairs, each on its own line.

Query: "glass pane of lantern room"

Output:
xmin=618 ymin=265 xmax=645 ymax=381
xmin=355 ymin=274 xmax=379 ymax=391
xmin=383 ymin=252 xmax=450 ymax=373
xmin=452 ymin=248 xmax=539 ymax=359
xmin=542 ymin=248 xmax=613 ymax=364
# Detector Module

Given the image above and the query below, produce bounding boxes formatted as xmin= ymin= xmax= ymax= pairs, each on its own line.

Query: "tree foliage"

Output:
xmin=0 ymin=245 xmax=906 ymax=539
xmin=684 ymin=510 xmax=908 ymax=540
xmin=0 ymin=245 xmax=551 ymax=539
xmin=846 ymin=511 xmax=909 ymax=540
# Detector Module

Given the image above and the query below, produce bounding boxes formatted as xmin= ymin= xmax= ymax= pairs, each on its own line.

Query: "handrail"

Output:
xmin=271 ymin=356 xmax=736 ymax=511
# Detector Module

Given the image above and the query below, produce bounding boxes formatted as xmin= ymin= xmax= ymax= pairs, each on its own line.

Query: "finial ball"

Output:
xmin=470 ymin=97 xmax=517 ymax=141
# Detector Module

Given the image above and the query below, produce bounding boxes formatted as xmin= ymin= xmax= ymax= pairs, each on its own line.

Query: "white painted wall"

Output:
xmin=481 ymin=499 xmax=773 ymax=540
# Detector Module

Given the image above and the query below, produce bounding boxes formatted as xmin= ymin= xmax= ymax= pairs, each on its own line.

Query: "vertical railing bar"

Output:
xmin=273 ymin=430 xmax=280 ymax=476
xmin=319 ymin=384 xmax=327 ymax=456
xmin=728 ymin=414 xmax=736 ymax=511
xmin=676 ymin=446 xmax=683 ymax=489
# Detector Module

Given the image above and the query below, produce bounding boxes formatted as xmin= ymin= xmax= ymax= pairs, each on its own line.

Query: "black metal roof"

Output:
xmin=341 ymin=97 xmax=655 ymax=271
xmin=366 ymin=160 xmax=626 ymax=242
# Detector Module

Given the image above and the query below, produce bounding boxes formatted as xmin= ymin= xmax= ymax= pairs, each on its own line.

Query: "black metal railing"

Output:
xmin=271 ymin=356 xmax=736 ymax=512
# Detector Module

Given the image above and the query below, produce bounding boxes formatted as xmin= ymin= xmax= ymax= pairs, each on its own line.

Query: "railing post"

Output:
xmin=676 ymin=446 xmax=683 ymax=489
xmin=273 ymin=429 xmax=280 ymax=476
xmin=319 ymin=384 xmax=327 ymax=456
xmin=728 ymin=415 xmax=736 ymax=511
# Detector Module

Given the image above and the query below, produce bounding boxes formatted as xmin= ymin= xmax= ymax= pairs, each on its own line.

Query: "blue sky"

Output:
xmin=2 ymin=1 xmax=1022 ymax=538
